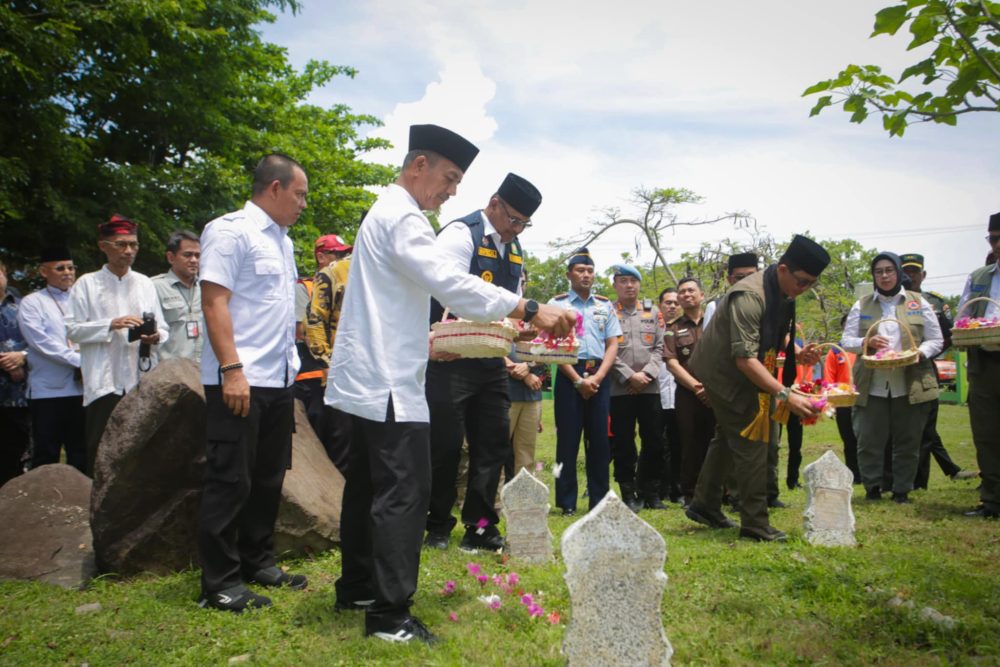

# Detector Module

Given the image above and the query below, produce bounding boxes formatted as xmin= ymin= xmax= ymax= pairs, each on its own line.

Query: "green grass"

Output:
xmin=1 ymin=404 xmax=997 ymax=666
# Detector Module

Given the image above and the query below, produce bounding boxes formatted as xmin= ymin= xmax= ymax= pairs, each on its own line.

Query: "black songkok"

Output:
xmin=989 ymin=212 xmax=1000 ymax=232
xmin=780 ymin=235 xmax=830 ymax=276
xmin=568 ymin=247 xmax=594 ymax=267
xmin=496 ymin=173 xmax=542 ymax=218
xmin=40 ymin=246 xmax=72 ymax=263
xmin=727 ymin=252 xmax=758 ymax=273
xmin=408 ymin=124 xmax=479 ymax=173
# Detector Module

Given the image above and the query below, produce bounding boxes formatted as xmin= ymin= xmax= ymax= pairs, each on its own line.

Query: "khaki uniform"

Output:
xmin=688 ymin=271 xmax=791 ymax=532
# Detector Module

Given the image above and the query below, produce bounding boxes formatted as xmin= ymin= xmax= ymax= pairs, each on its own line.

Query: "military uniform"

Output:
xmin=959 ymin=237 xmax=1000 ymax=516
xmin=609 ymin=298 xmax=664 ymax=507
xmin=550 ymin=289 xmax=622 ymax=513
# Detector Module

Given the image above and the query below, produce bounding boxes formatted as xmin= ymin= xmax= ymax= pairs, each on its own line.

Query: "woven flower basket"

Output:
xmin=791 ymin=343 xmax=858 ymax=408
xmin=514 ymin=339 xmax=580 ymax=365
xmin=431 ymin=318 xmax=517 ymax=359
xmin=951 ymin=297 xmax=1000 ymax=347
xmin=861 ymin=318 xmax=920 ymax=369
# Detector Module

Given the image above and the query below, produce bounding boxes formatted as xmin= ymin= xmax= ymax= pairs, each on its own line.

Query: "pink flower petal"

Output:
xmin=466 ymin=562 xmax=481 ymax=576
xmin=520 ymin=593 xmax=533 ymax=606
xmin=449 ymin=612 xmax=459 ymax=622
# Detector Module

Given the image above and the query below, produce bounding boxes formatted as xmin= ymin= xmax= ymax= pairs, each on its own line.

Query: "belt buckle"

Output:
xmin=584 ymin=360 xmax=598 ymax=371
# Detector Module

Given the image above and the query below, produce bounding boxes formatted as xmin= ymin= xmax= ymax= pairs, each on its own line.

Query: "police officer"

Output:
xmin=664 ymin=277 xmax=715 ymax=508
xmin=609 ymin=264 xmax=664 ymax=512
xmin=900 ymin=253 xmax=977 ymax=487
xmin=550 ymin=248 xmax=621 ymax=515
xmin=424 ymin=172 xmax=543 ymax=552
xmin=685 ymin=236 xmax=829 ymax=542
xmin=152 ymin=230 xmax=203 ymax=362
xmin=958 ymin=212 xmax=1000 ymax=518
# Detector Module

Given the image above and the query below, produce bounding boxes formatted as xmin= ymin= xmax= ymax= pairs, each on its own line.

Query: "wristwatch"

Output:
xmin=523 ymin=299 xmax=539 ymax=323
xmin=775 ymin=387 xmax=790 ymax=401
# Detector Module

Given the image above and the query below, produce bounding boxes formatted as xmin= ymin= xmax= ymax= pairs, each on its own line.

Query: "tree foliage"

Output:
xmin=803 ymin=0 xmax=1000 ymax=136
xmin=1 ymin=0 xmax=395 ymax=277
xmin=549 ymin=186 xmax=754 ymax=288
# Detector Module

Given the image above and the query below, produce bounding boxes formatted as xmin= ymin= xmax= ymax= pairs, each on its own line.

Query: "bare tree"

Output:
xmin=550 ymin=187 xmax=754 ymax=285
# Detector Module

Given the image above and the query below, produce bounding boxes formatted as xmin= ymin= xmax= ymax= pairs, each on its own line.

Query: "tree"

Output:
xmin=1 ymin=0 xmax=394 ymax=278
xmin=804 ymin=1 xmax=1000 ymax=136
xmin=550 ymin=186 xmax=753 ymax=289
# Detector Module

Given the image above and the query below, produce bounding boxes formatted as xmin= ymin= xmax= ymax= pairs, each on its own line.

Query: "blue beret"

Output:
xmin=613 ymin=264 xmax=642 ymax=281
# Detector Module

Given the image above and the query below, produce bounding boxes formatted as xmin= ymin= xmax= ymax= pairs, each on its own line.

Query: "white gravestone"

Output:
xmin=561 ymin=491 xmax=672 ymax=666
xmin=802 ymin=450 xmax=857 ymax=547
xmin=500 ymin=468 xmax=553 ymax=563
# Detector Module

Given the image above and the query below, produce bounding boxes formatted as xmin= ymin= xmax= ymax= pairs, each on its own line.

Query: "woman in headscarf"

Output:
xmin=840 ymin=252 xmax=943 ymax=504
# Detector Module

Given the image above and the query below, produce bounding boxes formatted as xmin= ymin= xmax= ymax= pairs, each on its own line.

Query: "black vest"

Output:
xmin=429 ymin=210 xmax=523 ymax=324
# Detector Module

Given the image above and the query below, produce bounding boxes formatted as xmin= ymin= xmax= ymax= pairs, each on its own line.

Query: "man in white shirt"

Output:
xmin=326 ymin=124 xmax=575 ymax=645
xmin=840 ymin=251 xmax=943 ymax=504
xmin=17 ymin=247 xmax=85 ymax=473
xmin=197 ymin=154 xmax=308 ymax=613
xmin=959 ymin=212 xmax=1000 ymax=518
xmin=424 ymin=172 xmax=542 ymax=553
xmin=66 ymin=215 xmax=168 ymax=476
xmin=152 ymin=230 xmax=203 ymax=362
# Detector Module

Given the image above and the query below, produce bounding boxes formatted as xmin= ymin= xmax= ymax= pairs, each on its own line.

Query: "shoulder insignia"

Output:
xmin=553 ymin=293 xmax=568 ymax=300
xmin=594 ymin=294 xmax=610 ymax=301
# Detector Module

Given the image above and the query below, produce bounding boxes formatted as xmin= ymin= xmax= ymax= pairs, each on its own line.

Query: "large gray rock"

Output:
xmin=500 ymin=468 xmax=552 ymax=563
xmin=561 ymin=491 xmax=672 ymax=666
xmin=0 ymin=464 xmax=97 ymax=589
xmin=802 ymin=450 xmax=856 ymax=547
xmin=90 ymin=359 xmax=345 ymax=575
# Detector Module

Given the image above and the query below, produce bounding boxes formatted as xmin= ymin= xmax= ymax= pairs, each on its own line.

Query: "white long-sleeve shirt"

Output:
xmin=657 ymin=360 xmax=676 ymax=410
xmin=17 ymin=286 xmax=83 ymax=399
xmin=66 ymin=267 xmax=168 ymax=406
xmin=840 ymin=292 xmax=943 ymax=398
xmin=326 ymin=184 xmax=521 ymax=423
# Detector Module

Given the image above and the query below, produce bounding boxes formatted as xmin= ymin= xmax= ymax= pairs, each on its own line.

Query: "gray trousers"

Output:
xmin=853 ymin=395 xmax=931 ymax=494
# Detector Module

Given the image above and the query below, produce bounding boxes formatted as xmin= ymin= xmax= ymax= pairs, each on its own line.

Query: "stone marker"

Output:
xmin=561 ymin=491 xmax=672 ymax=666
xmin=0 ymin=464 xmax=97 ymax=589
xmin=500 ymin=468 xmax=552 ymax=563
xmin=802 ymin=450 xmax=856 ymax=547
xmin=90 ymin=359 xmax=345 ymax=575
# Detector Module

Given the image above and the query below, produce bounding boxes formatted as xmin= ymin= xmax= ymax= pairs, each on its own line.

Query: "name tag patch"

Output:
xmin=478 ymin=247 xmax=498 ymax=259
xmin=509 ymin=253 xmax=522 ymax=264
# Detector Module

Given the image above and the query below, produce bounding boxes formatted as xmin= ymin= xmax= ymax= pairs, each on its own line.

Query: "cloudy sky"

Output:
xmin=261 ymin=1 xmax=998 ymax=297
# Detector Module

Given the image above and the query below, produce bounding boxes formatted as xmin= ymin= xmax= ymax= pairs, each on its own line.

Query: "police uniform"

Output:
xmin=959 ymin=212 xmax=1000 ymax=518
xmin=899 ymin=253 xmax=966 ymax=488
xmin=609 ymin=265 xmax=664 ymax=510
xmin=550 ymin=252 xmax=622 ymax=513
xmin=664 ymin=309 xmax=715 ymax=502
xmin=197 ymin=198 xmax=300 ymax=598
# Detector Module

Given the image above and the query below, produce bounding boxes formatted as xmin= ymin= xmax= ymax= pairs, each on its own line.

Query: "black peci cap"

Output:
xmin=496 ymin=173 xmax=542 ymax=218
xmin=408 ymin=124 xmax=479 ymax=173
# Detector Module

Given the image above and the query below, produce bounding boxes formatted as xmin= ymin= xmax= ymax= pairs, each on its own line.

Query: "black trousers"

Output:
xmin=835 ymin=406 xmax=861 ymax=483
xmin=660 ymin=408 xmax=681 ymax=499
xmin=0 ymin=406 xmax=30 ymax=487
xmin=197 ymin=385 xmax=293 ymax=594
xmin=294 ymin=377 xmax=325 ymax=437
xmin=335 ymin=398 xmax=430 ymax=627
xmin=425 ymin=361 xmax=510 ymax=535
xmin=610 ymin=393 xmax=662 ymax=492
xmin=30 ymin=396 xmax=86 ymax=473
xmin=785 ymin=415 xmax=803 ymax=487
xmin=85 ymin=392 xmax=122 ymax=476
xmin=319 ymin=405 xmax=352 ymax=476
xmin=675 ymin=386 xmax=716 ymax=499
xmin=914 ymin=399 xmax=960 ymax=488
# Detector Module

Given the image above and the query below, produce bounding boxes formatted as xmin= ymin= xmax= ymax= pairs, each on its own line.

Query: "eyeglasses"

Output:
xmin=790 ymin=271 xmax=818 ymax=289
xmin=498 ymin=199 xmax=532 ymax=229
xmin=51 ymin=264 xmax=75 ymax=272
xmin=873 ymin=268 xmax=896 ymax=276
xmin=103 ymin=240 xmax=140 ymax=250
xmin=987 ymin=235 xmax=1000 ymax=245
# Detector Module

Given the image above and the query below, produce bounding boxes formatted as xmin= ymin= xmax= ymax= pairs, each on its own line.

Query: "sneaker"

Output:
xmin=951 ymin=470 xmax=979 ymax=481
xmin=739 ymin=526 xmax=788 ymax=542
xmin=199 ymin=584 xmax=272 ymax=613
xmin=368 ymin=616 xmax=439 ymax=645
xmin=423 ymin=532 xmax=449 ymax=550
xmin=334 ymin=598 xmax=375 ymax=612
xmin=685 ymin=503 xmax=738 ymax=529
xmin=458 ymin=526 xmax=505 ymax=553
xmin=246 ymin=566 xmax=307 ymax=590
xmin=561 ymin=508 xmax=576 ymax=517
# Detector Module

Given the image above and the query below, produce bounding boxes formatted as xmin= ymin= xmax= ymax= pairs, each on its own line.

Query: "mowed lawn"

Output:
xmin=0 ymin=403 xmax=996 ymax=666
